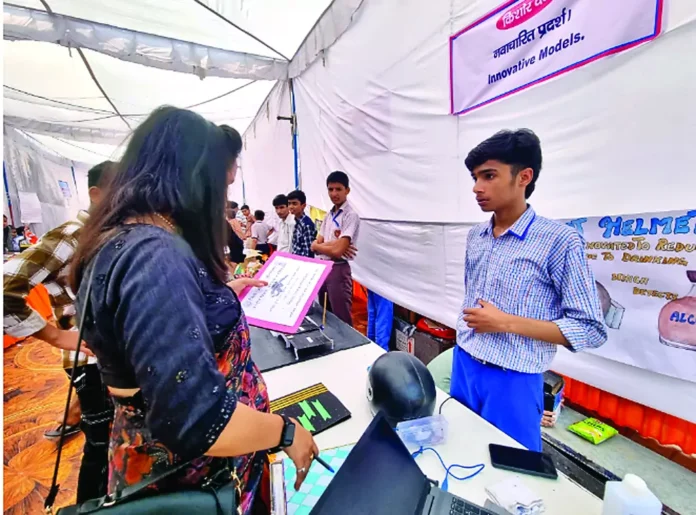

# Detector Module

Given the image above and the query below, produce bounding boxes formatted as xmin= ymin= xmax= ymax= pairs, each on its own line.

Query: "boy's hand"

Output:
xmin=342 ymin=245 xmax=358 ymax=260
xmin=37 ymin=326 xmax=95 ymax=357
xmin=463 ymin=300 xmax=512 ymax=333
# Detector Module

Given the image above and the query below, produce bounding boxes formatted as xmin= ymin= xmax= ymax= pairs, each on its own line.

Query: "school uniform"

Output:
xmin=251 ymin=221 xmax=271 ymax=255
xmin=275 ymin=215 xmax=295 ymax=253
xmin=316 ymin=202 xmax=360 ymax=326
xmin=452 ymin=207 xmax=606 ymax=451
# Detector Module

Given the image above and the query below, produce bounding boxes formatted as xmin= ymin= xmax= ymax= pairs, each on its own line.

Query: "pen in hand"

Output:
xmin=313 ymin=454 xmax=335 ymax=473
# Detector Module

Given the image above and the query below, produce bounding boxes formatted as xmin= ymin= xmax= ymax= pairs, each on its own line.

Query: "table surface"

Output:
xmin=251 ymin=302 xmax=370 ymax=372
xmin=263 ymin=343 xmax=602 ymax=514
xmin=544 ymin=408 xmax=692 ymax=515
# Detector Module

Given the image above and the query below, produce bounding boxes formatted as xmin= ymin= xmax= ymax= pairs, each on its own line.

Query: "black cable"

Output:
xmin=191 ymin=0 xmax=290 ymax=61
xmin=38 ymin=0 xmax=53 ymax=14
xmin=185 ymin=80 xmax=257 ymax=109
xmin=439 ymin=396 xmax=455 ymax=415
xmin=35 ymin=114 xmax=127 ymax=124
xmin=18 ymin=130 xmax=115 ymax=160
xmin=4 ymin=85 xmax=114 ymax=115
xmin=31 ymin=0 xmax=128 ymax=131
xmin=6 ymin=81 xmax=258 ymax=123
xmin=75 ymin=47 xmax=132 ymax=131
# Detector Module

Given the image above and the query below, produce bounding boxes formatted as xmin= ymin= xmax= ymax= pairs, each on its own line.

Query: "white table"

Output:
xmin=263 ymin=343 xmax=602 ymax=514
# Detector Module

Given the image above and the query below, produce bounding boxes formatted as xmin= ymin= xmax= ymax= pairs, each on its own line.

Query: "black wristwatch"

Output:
xmin=269 ymin=415 xmax=295 ymax=453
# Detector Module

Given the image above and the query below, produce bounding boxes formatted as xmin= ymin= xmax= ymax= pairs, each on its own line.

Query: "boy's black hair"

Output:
xmin=88 ymin=160 xmax=117 ymax=189
xmin=254 ymin=210 xmax=265 ymax=221
xmin=241 ymin=204 xmax=250 ymax=211
xmin=228 ymin=201 xmax=239 ymax=210
xmin=326 ymin=171 xmax=349 ymax=188
xmin=272 ymin=194 xmax=289 ymax=208
xmin=464 ymin=129 xmax=542 ymax=199
xmin=287 ymin=190 xmax=307 ymax=204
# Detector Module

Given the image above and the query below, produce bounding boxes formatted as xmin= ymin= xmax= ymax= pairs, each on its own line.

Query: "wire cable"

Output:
xmin=412 ymin=446 xmax=485 ymax=492
xmin=439 ymin=396 xmax=455 ymax=414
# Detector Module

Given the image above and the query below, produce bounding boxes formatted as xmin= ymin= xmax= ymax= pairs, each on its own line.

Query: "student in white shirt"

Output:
xmin=272 ymin=194 xmax=295 ymax=253
xmin=250 ymin=210 xmax=271 ymax=255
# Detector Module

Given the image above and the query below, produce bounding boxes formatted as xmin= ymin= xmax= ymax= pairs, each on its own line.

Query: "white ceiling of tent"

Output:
xmin=3 ymin=0 xmax=332 ymax=162
xmin=7 ymin=0 xmax=331 ymax=58
xmin=16 ymin=131 xmax=122 ymax=164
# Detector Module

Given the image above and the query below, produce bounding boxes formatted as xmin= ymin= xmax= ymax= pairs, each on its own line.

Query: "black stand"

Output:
xmin=271 ymin=310 xmax=335 ymax=360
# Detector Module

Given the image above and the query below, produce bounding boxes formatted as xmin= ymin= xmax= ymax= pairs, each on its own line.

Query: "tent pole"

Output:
xmin=71 ymin=165 xmax=79 ymax=200
xmin=278 ymin=80 xmax=300 ymax=189
xmin=289 ymin=79 xmax=300 ymax=190
xmin=4 ymin=162 xmax=15 ymax=226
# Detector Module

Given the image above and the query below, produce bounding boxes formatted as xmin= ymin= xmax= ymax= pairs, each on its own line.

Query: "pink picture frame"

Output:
xmin=238 ymin=252 xmax=334 ymax=334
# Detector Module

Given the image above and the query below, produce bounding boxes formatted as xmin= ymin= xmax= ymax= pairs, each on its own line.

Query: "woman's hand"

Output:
xmin=227 ymin=277 xmax=268 ymax=295
xmin=284 ymin=420 xmax=319 ymax=490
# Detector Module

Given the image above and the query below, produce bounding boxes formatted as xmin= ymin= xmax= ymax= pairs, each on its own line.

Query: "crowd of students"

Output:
xmin=226 ymin=170 xmax=361 ymax=327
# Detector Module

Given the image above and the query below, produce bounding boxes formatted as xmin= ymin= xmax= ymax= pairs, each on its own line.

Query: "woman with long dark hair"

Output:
xmin=71 ymin=107 xmax=317 ymax=513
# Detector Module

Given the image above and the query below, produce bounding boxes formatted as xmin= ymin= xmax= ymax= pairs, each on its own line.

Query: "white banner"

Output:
xmin=565 ymin=210 xmax=696 ymax=383
xmin=17 ymin=191 xmax=43 ymax=223
xmin=450 ymin=0 xmax=664 ymax=115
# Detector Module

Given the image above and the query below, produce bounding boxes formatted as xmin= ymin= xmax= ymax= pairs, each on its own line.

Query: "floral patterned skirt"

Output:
xmin=107 ymin=395 xmax=266 ymax=514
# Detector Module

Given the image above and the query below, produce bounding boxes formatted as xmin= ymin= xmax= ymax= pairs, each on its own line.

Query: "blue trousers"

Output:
xmin=450 ymin=346 xmax=544 ymax=451
xmin=367 ymin=290 xmax=394 ymax=351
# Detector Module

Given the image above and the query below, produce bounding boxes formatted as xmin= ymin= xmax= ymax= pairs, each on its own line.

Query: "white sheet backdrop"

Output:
xmin=3 ymin=128 xmax=91 ymax=235
xmin=239 ymin=81 xmax=297 ymax=211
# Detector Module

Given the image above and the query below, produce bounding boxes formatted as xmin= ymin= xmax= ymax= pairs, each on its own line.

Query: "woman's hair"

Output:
xmin=219 ymin=124 xmax=243 ymax=159
xmin=71 ymin=106 xmax=240 ymax=290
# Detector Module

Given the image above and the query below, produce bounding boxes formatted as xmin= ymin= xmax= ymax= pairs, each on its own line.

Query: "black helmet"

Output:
xmin=366 ymin=352 xmax=437 ymax=427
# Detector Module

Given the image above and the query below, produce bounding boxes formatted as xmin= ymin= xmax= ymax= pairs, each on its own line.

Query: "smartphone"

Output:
xmin=488 ymin=443 xmax=558 ymax=480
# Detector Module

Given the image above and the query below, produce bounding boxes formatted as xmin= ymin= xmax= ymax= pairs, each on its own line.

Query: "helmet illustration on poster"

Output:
xmin=595 ymin=281 xmax=625 ymax=330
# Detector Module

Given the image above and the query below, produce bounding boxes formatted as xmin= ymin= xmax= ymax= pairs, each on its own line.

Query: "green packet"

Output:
xmin=567 ymin=417 xmax=618 ymax=444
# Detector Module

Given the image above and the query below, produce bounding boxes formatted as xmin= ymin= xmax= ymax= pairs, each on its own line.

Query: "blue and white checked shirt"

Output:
xmin=292 ymin=214 xmax=317 ymax=258
xmin=456 ymin=207 xmax=607 ymax=374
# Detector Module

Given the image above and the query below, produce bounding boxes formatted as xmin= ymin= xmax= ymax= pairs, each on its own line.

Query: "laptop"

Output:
xmin=310 ymin=413 xmax=495 ymax=515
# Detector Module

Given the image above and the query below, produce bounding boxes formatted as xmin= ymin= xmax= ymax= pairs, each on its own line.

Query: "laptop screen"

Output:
xmin=310 ymin=414 xmax=429 ymax=514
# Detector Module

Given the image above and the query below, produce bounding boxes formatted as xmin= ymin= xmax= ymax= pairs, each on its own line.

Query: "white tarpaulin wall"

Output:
xmin=238 ymin=81 xmax=297 ymax=211
xmin=3 ymin=127 xmax=91 ymax=233
xmin=243 ymin=0 xmax=696 ymax=421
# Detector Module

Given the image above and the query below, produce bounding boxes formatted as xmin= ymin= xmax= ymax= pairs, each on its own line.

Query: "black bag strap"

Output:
xmin=45 ymin=261 xmax=99 ymax=512
xmin=44 ymin=236 xmax=194 ymax=512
